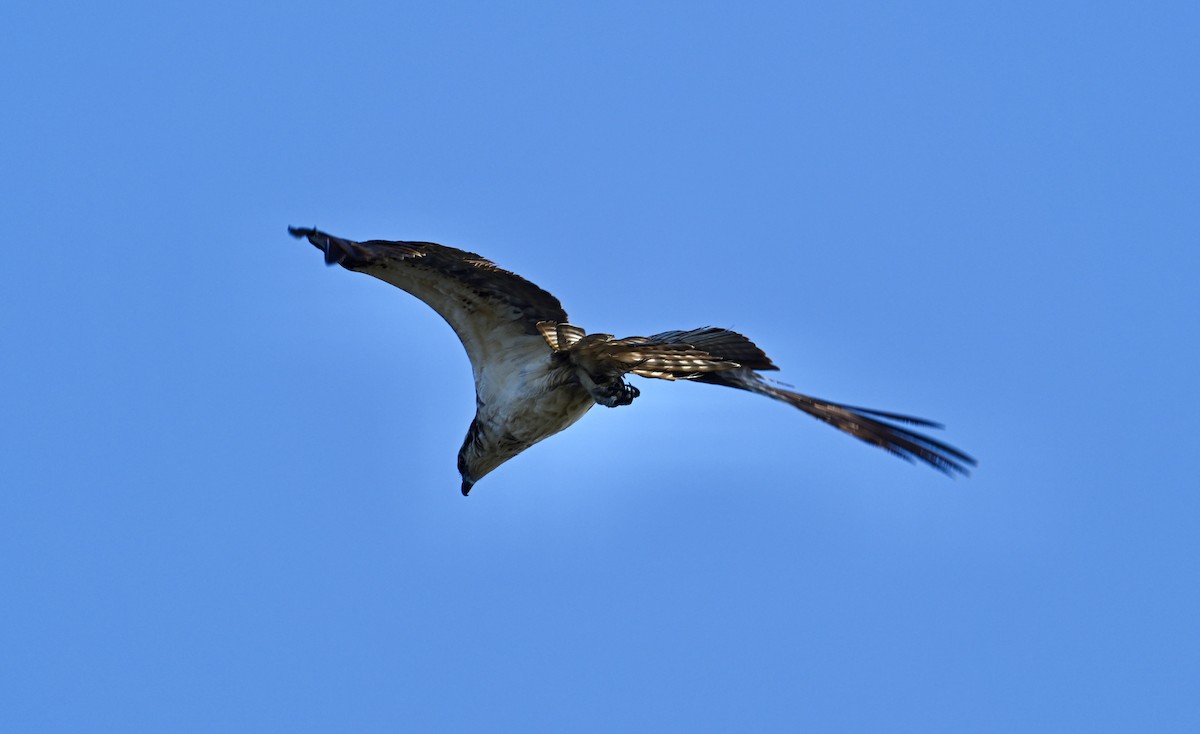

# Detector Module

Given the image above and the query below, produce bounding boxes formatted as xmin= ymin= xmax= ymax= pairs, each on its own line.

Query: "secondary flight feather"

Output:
xmin=290 ymin=226 xmax=975 ymax=494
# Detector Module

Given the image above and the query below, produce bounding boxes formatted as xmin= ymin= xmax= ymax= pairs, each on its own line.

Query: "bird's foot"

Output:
xmin=596 ymin=380 xmax=640 ymax=408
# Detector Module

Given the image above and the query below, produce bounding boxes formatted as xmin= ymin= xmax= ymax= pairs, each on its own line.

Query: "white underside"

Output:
xmin=470 ymin=333 xmax=595 ymax=477
xmin=363 ymin=261 xmax=594 ymax=479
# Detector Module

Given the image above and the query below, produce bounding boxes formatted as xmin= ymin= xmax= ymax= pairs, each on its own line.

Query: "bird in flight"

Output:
xmin=290 ymin=226 xmax=975 ymax=494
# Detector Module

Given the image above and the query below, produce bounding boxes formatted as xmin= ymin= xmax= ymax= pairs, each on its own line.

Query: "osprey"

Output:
xmin=290 ymin=226 xmax=975 ymax=494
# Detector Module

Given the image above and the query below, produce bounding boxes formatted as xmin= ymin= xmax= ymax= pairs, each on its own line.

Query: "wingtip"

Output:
xmin=288 ymin=225 xmax=353 ymax=267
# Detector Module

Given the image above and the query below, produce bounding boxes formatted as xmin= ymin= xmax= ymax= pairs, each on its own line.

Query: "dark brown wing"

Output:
xmin=697 ymin=369 xmax=977 ymax=475
xmin=539 ymin=325 xmax=775 ymax=381
xmin=540 ymin=321 xmax=975 ymax=475
xmin=637 ymin=327 xmax=777 ymax=373
xmin=290 ymin=226 xmax=567 ymax=382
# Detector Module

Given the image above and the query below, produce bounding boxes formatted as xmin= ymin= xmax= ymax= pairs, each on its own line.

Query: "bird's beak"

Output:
xmin=461 ymin=479 xmax=474 ymax=496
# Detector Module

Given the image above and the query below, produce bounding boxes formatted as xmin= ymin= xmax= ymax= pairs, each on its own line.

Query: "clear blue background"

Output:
xmin=3 ymin=1 xmax=1197 ymax=731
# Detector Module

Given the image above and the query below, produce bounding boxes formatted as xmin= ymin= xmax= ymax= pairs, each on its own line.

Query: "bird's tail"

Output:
xmin=698 ymin=368 xmax=977 ymax=475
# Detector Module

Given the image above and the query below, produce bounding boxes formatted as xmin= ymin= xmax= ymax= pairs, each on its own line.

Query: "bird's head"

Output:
xmin=457 ymin=445 xmax=513 ymax=496
xmin=457 ymin=450 xmax=476 ymax=496
xmin=456 ymin=443 xmax=475 ymax=496
xmin=456 ymin=423 xmax=518 ymax=496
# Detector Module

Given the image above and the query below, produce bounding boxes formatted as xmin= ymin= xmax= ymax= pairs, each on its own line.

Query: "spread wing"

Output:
xmin=290 ymin=226 xmax=566 ymax=381
xmin=542 ymin=322 xmax=976 ymax=475
xmin=695 ymin=368 xmax=976 ymax=475
xmin=539 ymin=325 xmax=775 ymax=380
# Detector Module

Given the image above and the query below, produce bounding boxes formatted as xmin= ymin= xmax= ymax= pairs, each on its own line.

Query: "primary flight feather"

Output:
xmin=289 ymin=226 xmax=975 ymax=494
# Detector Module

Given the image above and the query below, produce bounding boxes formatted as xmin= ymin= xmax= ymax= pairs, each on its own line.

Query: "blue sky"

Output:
xmin=2 ymin=1 xmax=1198 ymax=731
